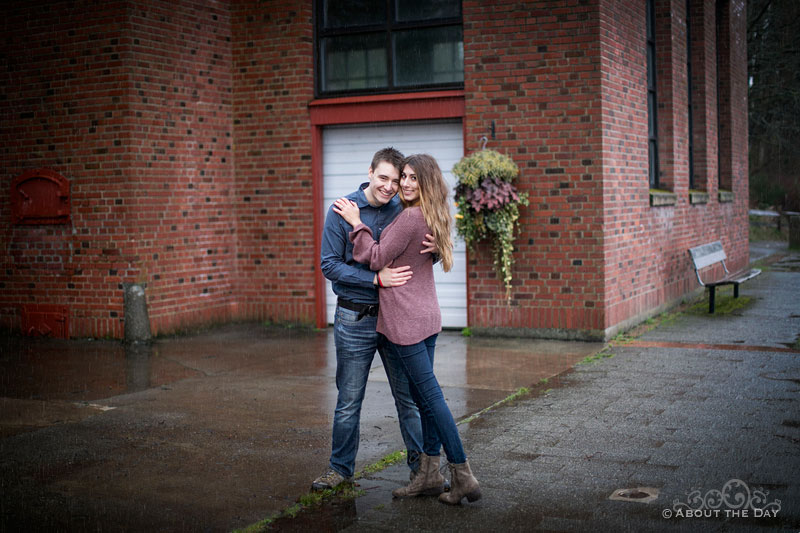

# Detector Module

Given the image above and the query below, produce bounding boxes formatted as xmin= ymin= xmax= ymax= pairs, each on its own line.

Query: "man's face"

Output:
xmin=364 ymin=161 xmax=400 ymax=207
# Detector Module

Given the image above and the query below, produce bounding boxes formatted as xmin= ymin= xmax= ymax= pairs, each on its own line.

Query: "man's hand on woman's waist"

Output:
xmin=375 ymin=265 xmax=413 ymax=288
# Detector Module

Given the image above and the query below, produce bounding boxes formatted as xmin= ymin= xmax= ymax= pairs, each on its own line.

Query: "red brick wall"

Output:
xmin=599 ymin=0 xmax=749 ymax=334
xmin=1 ymin=0 xmax=749 ymax=340
xmin=601 ymin=0 xmax=699 ymax=331
xmin=689 ymin=0 xmax=719 ymax=193
xmin=231 ymin=0 xmax=316 ymax=325
xmin=463 ymin=0 xmax=748 ymax=338
xmin=462 ymin=0 xmax=606 ymax=336
xmin=598 ymin=0 xmax=653 ymax=332
xmin=720 ymin=0 xmax=750 ymax=264
xmin=1 ymin=0 xmax=237 ymax=337
xmin=1 ymin=1 xmax=131 ymax=337
xmin=125 ymin=1 xmax=236 ymax=335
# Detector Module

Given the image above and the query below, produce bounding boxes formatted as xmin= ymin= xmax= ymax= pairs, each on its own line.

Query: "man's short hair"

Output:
xmin=370 ymin=147 xmax=404 ymax=173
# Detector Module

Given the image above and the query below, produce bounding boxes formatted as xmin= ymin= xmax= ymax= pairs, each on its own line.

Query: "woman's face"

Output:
xmin=400 ymin=164 xmax=420 ymax=204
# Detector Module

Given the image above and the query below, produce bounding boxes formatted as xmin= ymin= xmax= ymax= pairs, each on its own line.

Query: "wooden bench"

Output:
xmin=688 ymin=241 xmax=761 ymax=313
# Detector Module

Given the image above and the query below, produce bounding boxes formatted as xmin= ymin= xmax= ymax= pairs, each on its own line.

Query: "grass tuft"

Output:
xmin=459 ymin=386 xmax=530 ymax=425
xmin=577 ymin=348 xmax=615 ymax=365
xmin=357 ymin=450 xmax=406 ymax=477
xmin=233 ymin=480 xmax=364 ymax=532
xmin=685 ymin=289 xmax=753 ymax=316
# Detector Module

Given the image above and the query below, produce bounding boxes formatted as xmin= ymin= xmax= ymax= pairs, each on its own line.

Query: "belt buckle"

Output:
xmin=357 ymin=304 xmax=377 ymax=321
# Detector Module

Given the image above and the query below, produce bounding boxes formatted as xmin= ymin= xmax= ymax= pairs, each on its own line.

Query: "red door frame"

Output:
xmin=309 ymin=90 xmax=466 ymax=328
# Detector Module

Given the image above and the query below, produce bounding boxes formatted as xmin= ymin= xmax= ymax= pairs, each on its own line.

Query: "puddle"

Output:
xmin=0 ymin=336 xmax=200 ymax=402
xmin=609 ymin=487 xmax=660 ymax=504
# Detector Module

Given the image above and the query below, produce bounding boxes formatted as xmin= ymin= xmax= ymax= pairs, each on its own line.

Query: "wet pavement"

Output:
xmin=1 ymin=241 xmax=798 ymax=532
xmin=0 ymin=311 xmax=601 ymax=531
xmin=284 ymin=242 xmax=800 ymax=532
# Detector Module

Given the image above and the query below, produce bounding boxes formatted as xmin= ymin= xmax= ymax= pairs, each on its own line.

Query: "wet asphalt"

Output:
xmin=1 ymin=241 xmax=798 ymax=532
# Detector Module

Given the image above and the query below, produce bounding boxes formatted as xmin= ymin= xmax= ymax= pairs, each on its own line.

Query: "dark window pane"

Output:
xmin=648 ymin=92 xmax=657 ymax=136
xmin=323 ymin=0 xmax=385 ymax=28
xmin=396 ymin=0 xmax=461 ymax=21
xmin=646 ymin=0 xmax=655 ymax=40
xmin=393 ymin=26 xmax=463 ymax=86
xmin=649 ymin=140 xmax=658 ymax=187
xmin=322 ymin=34 xmax=387 ymax=91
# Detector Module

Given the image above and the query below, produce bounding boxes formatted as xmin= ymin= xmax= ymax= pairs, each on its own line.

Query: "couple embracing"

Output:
xmin=315 ymin=147 xmax=481 ymax=505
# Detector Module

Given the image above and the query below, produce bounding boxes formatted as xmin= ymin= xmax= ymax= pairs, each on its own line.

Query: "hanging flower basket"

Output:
xmin=452 ymin=150 xmax=528 ymax=299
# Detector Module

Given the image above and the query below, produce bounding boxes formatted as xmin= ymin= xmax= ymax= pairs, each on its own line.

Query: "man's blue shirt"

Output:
xmin=320 ymin=183 xmax=403 ymax=305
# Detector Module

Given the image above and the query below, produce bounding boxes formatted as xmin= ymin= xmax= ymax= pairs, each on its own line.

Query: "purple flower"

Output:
xmin=457 ymin=177 xmax=521 ymax=212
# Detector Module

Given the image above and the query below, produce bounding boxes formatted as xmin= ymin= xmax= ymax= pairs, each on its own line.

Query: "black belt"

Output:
xmin=338 ymin=298 xmax=379 ymax=320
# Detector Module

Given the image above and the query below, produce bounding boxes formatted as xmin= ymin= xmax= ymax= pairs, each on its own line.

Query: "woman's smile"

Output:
xmin=400 ymin=164 xmax=420 ymax=203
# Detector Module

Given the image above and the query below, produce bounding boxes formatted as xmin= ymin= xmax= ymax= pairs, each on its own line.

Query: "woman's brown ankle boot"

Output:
xmin=392 ymin=453 xmax=445 ymax=498
xmin=438 ymin=460 xmax=481 ymax=504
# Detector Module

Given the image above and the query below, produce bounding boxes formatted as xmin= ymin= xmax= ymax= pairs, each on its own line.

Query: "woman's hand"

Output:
xmin=333 ymin=198 xmax=362 ymax=227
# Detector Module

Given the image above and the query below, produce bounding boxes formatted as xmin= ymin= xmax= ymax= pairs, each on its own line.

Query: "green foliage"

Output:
xmin=284 ymin=503 xmax=303 ymax=518
xmin=748 ymin=221 xmax=783 ymax=243
xmin=750 ymin=172 xmax=787 ymax=210
xmin=453 ymin=150 xmax=529 ymax=299
xmin=461 ymin=327 xmax=473 ymax=337
xmin=748 ymin=1 xmax=800 ymax=211
xmin=452 ymin=149 xmax=520 ymax=188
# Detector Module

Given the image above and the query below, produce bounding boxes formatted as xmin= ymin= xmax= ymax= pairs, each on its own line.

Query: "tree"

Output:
xmin=748 ymin=0 xmax=800 ymax=210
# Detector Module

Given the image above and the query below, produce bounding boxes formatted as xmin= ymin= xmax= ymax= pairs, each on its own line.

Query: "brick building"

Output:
xmin=0 ymin=0 xmax=749 ymax=341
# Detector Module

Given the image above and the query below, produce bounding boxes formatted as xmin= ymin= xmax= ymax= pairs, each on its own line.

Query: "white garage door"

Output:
xmin=322 ymin=120 xmax=466 ymax=328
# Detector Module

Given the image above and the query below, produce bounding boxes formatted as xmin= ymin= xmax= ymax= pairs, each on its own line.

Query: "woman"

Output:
xmin=333 ymin=154 xmax=481 ymax=505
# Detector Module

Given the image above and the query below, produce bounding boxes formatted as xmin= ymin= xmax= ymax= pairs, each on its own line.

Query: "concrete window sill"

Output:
xmin=719 ymin=190 xmax=734 ymax=203
xmin=689 ymin=190 xmax=709 ymax=205
xmin=650 ymin=189 xmax=677 ymax=207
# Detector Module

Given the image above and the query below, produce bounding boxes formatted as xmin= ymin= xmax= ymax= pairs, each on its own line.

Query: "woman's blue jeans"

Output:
xmin=380 ymin=333 xmax=466 ymax=465
xmin=330 ymin=306 xmax=423 ymax=478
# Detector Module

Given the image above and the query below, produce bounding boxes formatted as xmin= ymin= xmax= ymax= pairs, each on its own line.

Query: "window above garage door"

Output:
xmin=314 ymin=0 xmax=464 ymax=97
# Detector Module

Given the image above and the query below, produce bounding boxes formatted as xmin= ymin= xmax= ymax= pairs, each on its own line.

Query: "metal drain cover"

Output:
xmin=608 ymin=487 xmax=659 ymax=504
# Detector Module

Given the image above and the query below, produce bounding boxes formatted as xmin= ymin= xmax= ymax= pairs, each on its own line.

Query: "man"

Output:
xmin=314 ymin=147 xmax=435 ymax=491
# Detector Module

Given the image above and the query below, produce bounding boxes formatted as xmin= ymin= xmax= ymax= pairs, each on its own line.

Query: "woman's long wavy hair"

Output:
xmin=400 ymin=154 xmax=454 ymax=272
